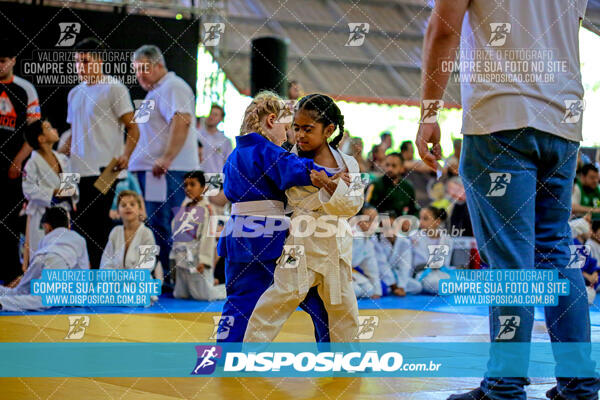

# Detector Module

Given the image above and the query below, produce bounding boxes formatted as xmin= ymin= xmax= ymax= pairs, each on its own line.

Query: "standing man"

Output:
xmin=0 ymin=38 xmax=40 ymax=283
xmin=416 ymin=1 xmax=599 ymax=399
xmin=67 ymin=38 xmax=139 ymax=267
xmin=130 ymin=45 xmax=199 ymax=283
xmin=197 ymin=103 xmax=231 ymax=174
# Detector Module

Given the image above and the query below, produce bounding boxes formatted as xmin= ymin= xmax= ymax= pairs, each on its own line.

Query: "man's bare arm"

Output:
xmin=118 ymin=111 xmax=140 ymax=170
xmin=152 ymin=112 xmax=191 ymax=176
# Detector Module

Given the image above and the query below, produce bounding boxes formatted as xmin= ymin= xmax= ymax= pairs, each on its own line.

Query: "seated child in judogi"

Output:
xmin=0 ymin=207 xmax=89 ymax=312
xmin=371 ymin=223 xmax=399 ymax=296
xmin=352 ymin=205 xmax=382 ymax=299
xmin=171 ymin=171 xmax=226 ymax=301
xmin=22 ymin=120 xmax=77 ymax=262
xmin=100 ymin=191 xmax=163 ymax=283
xmin=411 ymin=207 xmax=454 ymax=294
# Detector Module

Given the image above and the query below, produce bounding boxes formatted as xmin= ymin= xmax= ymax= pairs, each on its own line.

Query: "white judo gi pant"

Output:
xmin=174 ymin=266 xmax=226 ymax=301
xmin=0 ymin=253 xmax=64 ymax=312
xmin=244 ymin=260 xmax=359 ymax=342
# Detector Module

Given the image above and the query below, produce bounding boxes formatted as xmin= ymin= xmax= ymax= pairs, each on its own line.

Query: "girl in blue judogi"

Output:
xmin=216 ymin=92 xmax=330 ymax=342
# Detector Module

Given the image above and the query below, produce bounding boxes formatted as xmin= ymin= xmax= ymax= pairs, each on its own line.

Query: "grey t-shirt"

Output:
xmin=459 ymin=0 xmax=588 ymax=141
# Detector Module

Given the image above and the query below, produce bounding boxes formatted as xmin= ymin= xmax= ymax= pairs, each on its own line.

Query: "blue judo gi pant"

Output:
xmin=217 ymin=258 xmax=330 ymax=343
xmin=460 ymin=128 xmax=600 ymax=400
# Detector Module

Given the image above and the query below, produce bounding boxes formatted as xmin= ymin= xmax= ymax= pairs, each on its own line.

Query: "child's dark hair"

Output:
xmin=296 ymin=93 xmax=345 ymax=148
xmin=184 ymin=170 xmax=206 ymax=186
xmin=41 ymin=207 xmax=69 ymax=229
xmin=211 ymin=103 xmax=225 ymax=119
xmin=386 ymin=152 xmax=404 ymax=163
xmin=425 ymin=205 xmax=447 ymax=222
xmin=360 ymin=203 xmax=377 ymax=215
xmin=24 ymin=119 xmax=44 ymax=150
xmin=592 ymin=220 xmax=600 ymax=233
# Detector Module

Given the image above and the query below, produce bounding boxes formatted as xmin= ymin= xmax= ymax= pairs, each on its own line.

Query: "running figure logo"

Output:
xmin=354 ymin=315 xmax=379 ymax=340
xmin=496 ymin=315 xmax=520 ymax=340
xmin=346 ymin=23 xmax=370 ymax=46
xmin=562 ymin=100 xmax=585 ymax=124
xmin=421 ymin=100 xmax=444 ymax=123
xmin=191 ymin=345 xmax=222 ymax=375
xmin=277 ymin=100 xmax=296 ymax=124
xmin=345 ymin=173 xmax=370 ymax=197
xmin=204 ymin=173 xmax=224 ymax=196
xmin=210 ymin=315 xmax=234 ymax=340
xmin=172 ymin=207 xmax=203 ymax=239
xmin=487 ymin=23 xmax=511 ymax=47
xmin=280 ymin=245 xmax=304 ymax=269
xmin=426 ymin=245 xmax=449 ymax=269
xmin=203 ymin=23 xmax=225 ymax=46
xmin=137 ymin=245 xmax=160 ymax=269
xmin=56 ymin=173 xmax=80 ymax=197
xmin=486 ymin=173 xmax=511 ymax=197
xmin=65 ymin=315 xmax=90 ymax=339
xmin=567 ymin=245 xmax=590 ymax=269
xmin=133 ymin=100 xmax=155 ymax=124
xmin=56 ymin=23 xmax=81 ymax=47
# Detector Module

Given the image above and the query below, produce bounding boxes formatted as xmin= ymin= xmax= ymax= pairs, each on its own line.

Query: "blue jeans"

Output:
xmin=460 ymin=129 xmax=599 ymax=400
xmin=136 ymin=170 xmax=187 ymax=284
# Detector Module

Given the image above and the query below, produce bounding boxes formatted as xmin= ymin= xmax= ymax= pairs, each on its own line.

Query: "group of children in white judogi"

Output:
xmin=351 ymin=205 xmax=454 ymax=299
xmin=0 ymin=121 xmax=223 ymax=311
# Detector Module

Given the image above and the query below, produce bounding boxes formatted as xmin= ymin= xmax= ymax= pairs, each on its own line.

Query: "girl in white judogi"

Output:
xmin=100 ymin=191 xmax=163 ymax=283
xmin=170 ymin=171 xmax=226 ymax=301
xmin=244 ymin=94 xmax=362 ymax=342
xmin=22 ymin=120 xmax=77 ymax=262
xmin=410 ymin=206 xmax=454 ymax=294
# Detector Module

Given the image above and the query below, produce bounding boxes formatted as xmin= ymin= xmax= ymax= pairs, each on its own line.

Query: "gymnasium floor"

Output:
xmin=2 ymin=295 xmax=599 ymax=399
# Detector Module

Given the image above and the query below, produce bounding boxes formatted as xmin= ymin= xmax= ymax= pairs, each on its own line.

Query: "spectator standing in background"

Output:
xmin=66 ymin=37 xmax=139 ymax=267
xmin=197 ymin=104 xmax=231 ymax=174
xmin=368 ymin=144 xmax=386 ymax=174
xmin=349 ymin=137 xmax=369 ymax=173
xmin=444 ymin=138 xmax=462 ymax=177
xmin=379 ymin=131 xmax=392 ymax=153
xmin=0 ymin=38 xmax=41 ymax=283
xmin=129 ymin=44 xmax=199 ymax=284
xmin=287 ymin=80 xmax=304 ymax=100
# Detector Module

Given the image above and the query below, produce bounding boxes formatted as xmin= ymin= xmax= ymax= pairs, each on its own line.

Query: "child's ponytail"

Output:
xmin=240 ymin=91 xmax=284 ymax=137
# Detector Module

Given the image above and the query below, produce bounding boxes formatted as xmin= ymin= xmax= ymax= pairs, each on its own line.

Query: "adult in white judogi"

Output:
xmin=0 ymin=227 xmax=89 ymax=312
xmin=100 ymin=223 xmax=163 ymax=281
xmin=22 ymin=150 xmax=76 ymax=260
xmin=244 ymin=146 xmax=363 ymax=342
xmin=170 ymin=197 xmax=225 ymax=301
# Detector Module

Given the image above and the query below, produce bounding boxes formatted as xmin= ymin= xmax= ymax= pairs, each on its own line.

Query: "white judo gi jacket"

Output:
xmin=100 ymin=224 xmax=159 ymax=273
xmin=283 ymin=146 xmax=364 ymax=305
xmin=22 ymin=150 xmax=76 ymax=259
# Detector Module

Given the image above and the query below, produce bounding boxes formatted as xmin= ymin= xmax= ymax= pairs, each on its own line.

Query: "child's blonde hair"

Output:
xmin=117 ymin=190 xmax=143 ymax=208
xmin=240 ymin=91 xmax=284 ymax=137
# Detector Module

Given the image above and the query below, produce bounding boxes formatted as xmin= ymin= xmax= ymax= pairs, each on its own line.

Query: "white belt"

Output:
xmin=231 ymin=200 xmax=285 ymax=216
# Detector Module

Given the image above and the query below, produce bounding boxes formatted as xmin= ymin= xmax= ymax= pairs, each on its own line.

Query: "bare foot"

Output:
xmin=393 ymin=287 xmax=406 ymax=297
